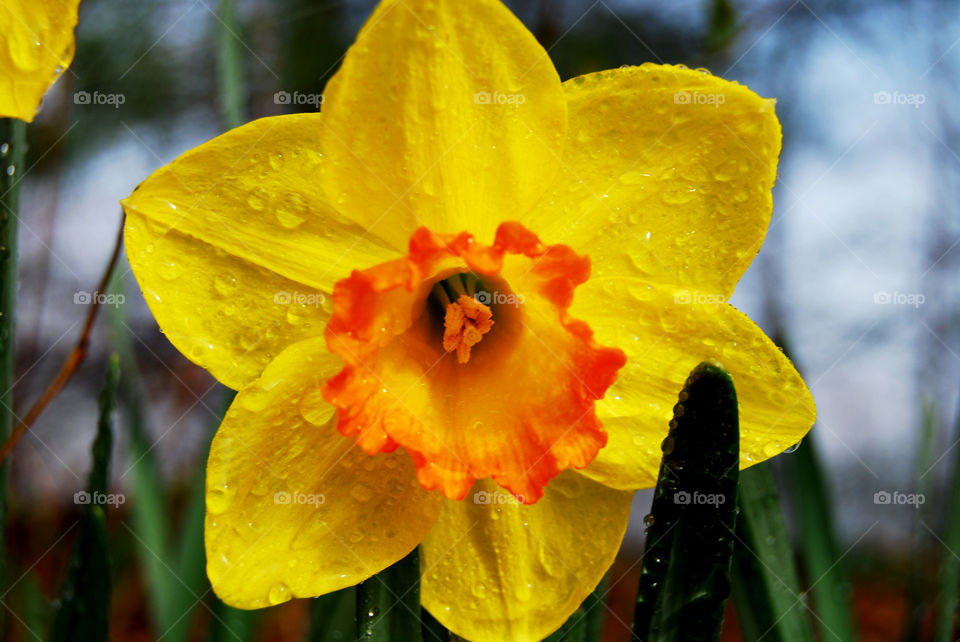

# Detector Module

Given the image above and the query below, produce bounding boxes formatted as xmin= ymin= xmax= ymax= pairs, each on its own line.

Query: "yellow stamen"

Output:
xmin=442 ymin=295 xmax=494 ymax=364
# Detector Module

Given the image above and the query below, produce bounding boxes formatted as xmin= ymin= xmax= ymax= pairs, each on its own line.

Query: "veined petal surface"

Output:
xmin=319 ymin=0 xmax=567 ymax=245
xmin=421 ymin=472 xmax=632 ymax=642
xmin=122 ymin=114 xmax=398 ymax=389
xmin=206 ymin=337 xmax=442 ymax=608
xmin=0 ymin=0 xmax=79 ymax=121
xmin=573 ymin=277 xmax=815 ymax=489
xmin=525 ymin=64 xmax=781 ymax=296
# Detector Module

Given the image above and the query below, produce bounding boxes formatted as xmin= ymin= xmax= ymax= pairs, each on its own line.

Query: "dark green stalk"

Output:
xmin=0 ymin=117 xmax=26 ymax=631
xmin=633 ymin=362 xmax=740 ymax=642
xmin=51 ymin=356 xmax=120 ymax=642
xmin=731 ymin=463 xmax=814 ymax=642
xmin=781 ymin=431 xmax=858 ymax=642
xmin=357 ymin=547 xmax=423 ymax=642
xmin=216 ymin=0 xmax=246 ymax=129
xmin=936 ymin=387 xmax=960 ymax=642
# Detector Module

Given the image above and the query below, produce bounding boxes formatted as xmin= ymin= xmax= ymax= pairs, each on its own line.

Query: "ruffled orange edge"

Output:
xmin=322 ymin=222 xmax=626 ymax=503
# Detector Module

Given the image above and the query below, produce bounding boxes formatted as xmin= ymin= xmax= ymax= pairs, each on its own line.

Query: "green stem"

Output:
xmin=633 ymin=362 xmax=740 ymax=642
xmin=0 ymin=117 xmax=26 ymax=625
xmin=216 ymin=0 xmax=247 ymax=129
xmin=357 ymin=547 xmax=423 ymax=642
xmin=781 ymin=432 xmax=858 ymax=642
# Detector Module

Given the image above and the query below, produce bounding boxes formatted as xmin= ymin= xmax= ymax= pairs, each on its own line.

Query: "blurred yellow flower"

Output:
xmin=0 ymin=0 xmax=81 ymax=122
xmin=121 ymin=0 xmax=815 ymax=639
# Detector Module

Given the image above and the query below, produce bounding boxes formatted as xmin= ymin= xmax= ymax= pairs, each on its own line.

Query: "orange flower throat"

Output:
xmin=433 ymin=274 xmax=495 ymax=364
xmin=322 ymin=222 xmax=626 ymax=503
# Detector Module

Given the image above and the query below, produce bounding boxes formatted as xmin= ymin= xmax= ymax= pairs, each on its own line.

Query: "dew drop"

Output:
xmin=275 ymin=193 xmax=308 ymax=229
xmin=207 ymin=484 xmax=236 ymax=515
xmin=661 ymin=435 xmax=675 ymax=454
xmin=784 ymin=441 xmax=801 ymax=454
xmin=619 ymin=171 xmax=652 ymax=186
xmin=350 ymin=483 xmax=374 ymax=503
xmin=214 ymin=273 xmax=239 ymax=296
xmin=247 ymin=188 xmax=269 ymax=211
xmin=763 ymin=442 xmax=782 ymax=458
xmin=157 ymin=260 xmax=181 ymax=280
xmin=286 ymin=303 xmax=310 ymax=326
xmin=239 ymin=387 xmax=271 ymax=412
xmin=643 ymin=513 xmax=655 ymax=527
xmin=267 ymin=582 xmax=289 ymax=605
xmin=514 ymin=583 xmax=533 ymax=602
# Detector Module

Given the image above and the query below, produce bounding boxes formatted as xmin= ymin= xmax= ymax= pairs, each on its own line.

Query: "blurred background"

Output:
xmin=5 ymin=0 xmax=959 ymax=640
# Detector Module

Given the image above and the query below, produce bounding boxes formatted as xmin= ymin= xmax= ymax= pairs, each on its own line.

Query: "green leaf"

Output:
xmin=731 ymin=462 xmax=814 ymax=642
xmin=633 ymin=361 xmax=740 ymax=642
xmin=51 ymin=357 xmax=120 ymax=642
xmin=308 ymin=586 xmax=358 ymax=642
xmin=103 ymin=282 xmax=179 ymax=637
xmin=357 ymin=547 xmax=423 ymax=642
xmin=164 ymin=392 xmax=235 ymax=642
xmin=420 ymin=607 xmax=450 ymax=642
xmin=781 ymin=431 xmax=858 ymax=642
xmin=936 ymin=392 xmax=960 ymax=642
xmin=0 ymin=118 xmax=26 ymax=632
xmin=216 ymin=0 xmax=247 ymax=129
xmin=208 ymin=598 xmax=259 ymax=642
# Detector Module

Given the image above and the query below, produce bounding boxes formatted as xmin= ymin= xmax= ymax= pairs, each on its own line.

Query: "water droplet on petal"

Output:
xmin=350 ymin=483 xmax=373 ymax=503
xmin=275 ymin=193 xmax=308 ymax=229
xmin=267 ymin=582 xmax=289 ymax=605
xmin=207 ymin=484 xmax=236 ymax=515
xmin=214 ymin=273 xmax=239 ymax=296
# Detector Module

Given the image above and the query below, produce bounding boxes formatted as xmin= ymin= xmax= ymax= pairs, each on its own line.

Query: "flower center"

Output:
xmin=431 ymin=274 xmax=494 ymax=364
xmin=322 ymin=222 xmax=626 ymax=503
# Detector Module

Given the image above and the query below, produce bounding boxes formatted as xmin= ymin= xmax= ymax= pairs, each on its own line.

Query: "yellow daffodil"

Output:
xmin=120 ymin=0 xmax=815 ymax=639
xmin=0 ymin=0 xmax=81 ymax=122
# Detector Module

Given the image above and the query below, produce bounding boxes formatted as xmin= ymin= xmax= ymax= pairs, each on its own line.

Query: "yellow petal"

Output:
xmin=525 ymin=64 xmax=781 ymax=296
xmin=420 ymin=472 xmax=632 ymax=642
xmin=571 ymin=277 xmax=815 ymax=489
xmin=319 ymin=0 xmax=566 ymax=245
xmin=121 ymin=114 xmax=399 ymax=389
xmin=0 ymin=0 xmax=79 ymax=122
xmin=206 ymin=336 xmax=442 ymax=608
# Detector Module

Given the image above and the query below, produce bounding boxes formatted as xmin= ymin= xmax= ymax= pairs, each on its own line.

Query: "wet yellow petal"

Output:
xmin=206 ymin=336 xmax=442 ymax=608
xmin=525 ymin=64 xmax=781 ymax=296
xmin=420 ymin=472 xmax=632 ymax=642
xmin=319 ymin=0 xmax=566 ymax=245
xmin=121 ymin=114 xmax=399 ymax=389
xmin=571 ymin=277 xmax=815 ymax=489
xmin=0 ymin=0 xmax=79 ymax=122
